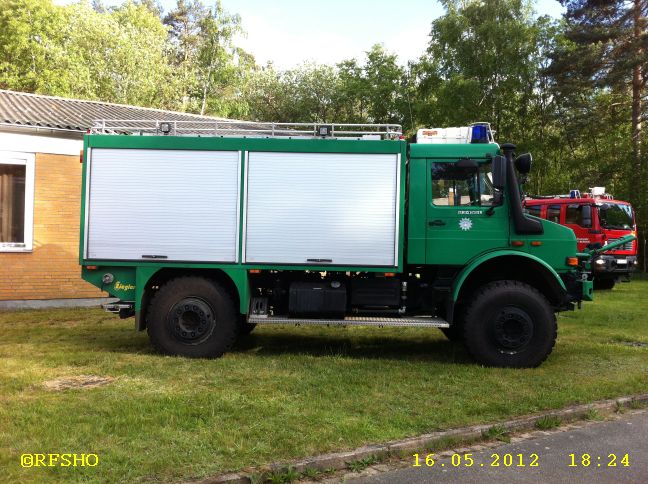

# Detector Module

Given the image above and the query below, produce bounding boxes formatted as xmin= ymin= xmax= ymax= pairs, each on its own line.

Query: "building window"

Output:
xmin=0 ymin=152 xmax=34 ymax=251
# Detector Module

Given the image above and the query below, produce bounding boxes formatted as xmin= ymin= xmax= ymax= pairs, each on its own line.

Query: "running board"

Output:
xmin=247 ymin=315 xmax=449 ymax=328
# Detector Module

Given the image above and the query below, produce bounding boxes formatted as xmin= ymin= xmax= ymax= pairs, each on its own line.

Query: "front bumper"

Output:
xmin=102 ymin=301 xmax=135 ymax=319
xmin=592 ymin=255 xmax=637 ymax=275
xmin=561 ymin=270 xmax=593 ymax=307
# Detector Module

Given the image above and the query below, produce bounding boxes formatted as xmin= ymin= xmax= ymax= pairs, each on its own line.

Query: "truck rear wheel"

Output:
xmin=463 ymin=280 xmax=557 ymax=368
xmin=146 ymin=277 xmax=238 ymax=358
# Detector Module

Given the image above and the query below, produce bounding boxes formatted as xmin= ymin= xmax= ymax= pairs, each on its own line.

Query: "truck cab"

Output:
xmin=525 ymin=189 xmax=638 ymax=289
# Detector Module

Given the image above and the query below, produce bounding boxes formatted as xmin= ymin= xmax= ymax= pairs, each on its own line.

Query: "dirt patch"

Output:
xmin=42 ymin=375 xmax=115 ymax=391
xmin=616 ymin=341 xmax=648 ymax=348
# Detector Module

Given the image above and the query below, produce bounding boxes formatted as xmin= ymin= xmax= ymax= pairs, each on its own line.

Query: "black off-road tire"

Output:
xmin=147 ymin=277 xmax=238 ymax=358
xmin=594 ymin=277 xmax=616 ymax=290
xmin=463 ymin=280 xmax=557 ymax=368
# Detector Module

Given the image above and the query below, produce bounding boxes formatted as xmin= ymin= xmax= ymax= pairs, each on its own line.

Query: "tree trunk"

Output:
xmin=200 ymin=65 xmax=213 ymax=116
xmin=200 ymin=82 xmax=208 ymax=116
xmin=631 ymin=0 xmax=645 ymax=270
xmin=631 ymin=0 xmax=643 ymax=180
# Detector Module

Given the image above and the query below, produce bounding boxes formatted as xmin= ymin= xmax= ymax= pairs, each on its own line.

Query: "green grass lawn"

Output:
xmin=1 ymin=280 xmax=647 ymax=482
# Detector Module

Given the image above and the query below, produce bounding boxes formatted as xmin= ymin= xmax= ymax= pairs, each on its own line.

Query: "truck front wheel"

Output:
xmin=463 ymin=281 xmax=557 ymax=368
xmin=146 ymin=277 xmax=238 ymax=358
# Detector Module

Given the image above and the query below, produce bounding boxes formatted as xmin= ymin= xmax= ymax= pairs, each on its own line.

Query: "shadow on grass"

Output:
xmin=230 ymin=331 xmax=472 ymax=364
xmin=43 ymin=321 xmax=471 ymax=364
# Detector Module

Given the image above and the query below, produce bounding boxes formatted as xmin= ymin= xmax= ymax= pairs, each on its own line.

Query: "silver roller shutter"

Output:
xmin=244 ymin=152 xmax=399 ymax=266
xmin=86 ymin=149 xmax=240 ymax=262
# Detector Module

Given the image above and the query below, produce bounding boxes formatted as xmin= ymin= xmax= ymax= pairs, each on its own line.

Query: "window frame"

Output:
xmin=0 ymin=151 xmax=35 ymax=252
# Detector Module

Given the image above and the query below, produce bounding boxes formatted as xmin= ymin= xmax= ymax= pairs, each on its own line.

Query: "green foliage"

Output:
xmin=0 ymin=0 xmax=175 ymax=107
xmin=300 ymin=467 xmax=321 ymax=479
xmin=414 ymin=0 xmax=541 ymax=139
xmin=534 ymin=415 xmax=562 ymax=430
xmin=265 ymin=466 xmax=300 ymax=483
xmin=584 ymin=408 xmax=603 ymax=421
xmin=482 ymin=424 xmax=511 ymax=442
xmin=627 ymin=399 xmax=644 ymax=409
xmin=244 ymin=63 xmax=344 ymax=123
xmin=340 ymin=45 xmax=412 ymax=127
xmin=0 ymin=0 xmax=251 ymax=114
xmin=347 ymin=454 xmax=380 ymax=472
xmin=0 ymin=0 xmax=68 ymax=93
xmin=244 ymin=44 xmax=411 ymax=128
xmin=161 ymin=0 xmax=255 ymax=116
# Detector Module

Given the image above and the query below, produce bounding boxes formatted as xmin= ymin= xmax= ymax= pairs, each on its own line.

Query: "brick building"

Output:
xmin=0 ymin=90 xmax=238 ymax=307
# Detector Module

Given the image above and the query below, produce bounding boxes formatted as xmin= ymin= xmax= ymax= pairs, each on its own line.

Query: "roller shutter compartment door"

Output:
xmin=244 ymin=152 xmax=399 ymax=266
xmin=86 ymin=149 xmax=240 ymax=262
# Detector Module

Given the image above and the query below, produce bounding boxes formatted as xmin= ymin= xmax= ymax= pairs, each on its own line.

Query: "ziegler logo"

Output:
xmin=114 ymin=281 xmax=135 ymax=291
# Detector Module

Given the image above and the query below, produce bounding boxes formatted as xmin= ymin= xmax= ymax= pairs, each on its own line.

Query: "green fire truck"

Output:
xmin=79 ymin=121 xmax=614 ymax=368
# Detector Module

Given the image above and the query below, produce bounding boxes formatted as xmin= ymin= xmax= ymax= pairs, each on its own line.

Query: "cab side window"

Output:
xmin=566 ymin=204 xmax=592 ymax=228
xmin=431 ymin=162 xmax=498 ymax=207
xmin=525 ymin=205 xmax=541 ymax=218
xmin=546 ymin=205 xmax=561 ymax=223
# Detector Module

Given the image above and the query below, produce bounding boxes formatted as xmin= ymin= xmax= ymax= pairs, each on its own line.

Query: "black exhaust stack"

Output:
xmin=501 ymin=143 xmax=543 ymax=235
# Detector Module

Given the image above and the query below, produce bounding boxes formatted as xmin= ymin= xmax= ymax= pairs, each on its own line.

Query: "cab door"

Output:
xmin=425 ymin=159 xmax=510 ymax=265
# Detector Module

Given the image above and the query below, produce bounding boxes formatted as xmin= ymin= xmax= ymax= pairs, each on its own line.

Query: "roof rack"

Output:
xmin=90 ymin=119 xmax=403 ymax=140
xmin=526 ymin=193 xmax=587 ymax=200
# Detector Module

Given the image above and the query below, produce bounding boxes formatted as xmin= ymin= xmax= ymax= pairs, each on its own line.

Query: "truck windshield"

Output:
xmin=598 ymin=203 xmax=634 ymax=230
xmin=432 ymin=161 xmax=499 ymax=206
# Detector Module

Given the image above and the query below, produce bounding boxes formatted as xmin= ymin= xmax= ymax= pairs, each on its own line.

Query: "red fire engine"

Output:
xmin=525 ymin=188 xmax=637 ymax=289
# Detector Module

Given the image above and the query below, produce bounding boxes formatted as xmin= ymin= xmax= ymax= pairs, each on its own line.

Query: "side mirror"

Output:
xmin=582 ymin=205 xmax=592 ymax=228
xmin=514 ymin=153 xmax=533 ymax=175
xmin=491 ymin=155 xmax=507 ymax=189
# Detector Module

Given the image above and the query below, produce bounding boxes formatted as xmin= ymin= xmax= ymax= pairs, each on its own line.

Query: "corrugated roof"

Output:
xmin=0 ymin=90 xmax=400 ymax=138
xmin=0 ymin=89 xmax=236 ymax=133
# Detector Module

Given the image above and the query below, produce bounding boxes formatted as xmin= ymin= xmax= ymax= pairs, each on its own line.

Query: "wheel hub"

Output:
xmin=167 ymin=297 xmax=215 ymax=344
xmin=492 ymin=307 xmax=533 ymax=352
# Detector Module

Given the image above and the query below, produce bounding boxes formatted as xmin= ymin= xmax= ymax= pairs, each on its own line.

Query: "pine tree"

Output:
xmin=550 ymin=1 xmax=647 ymax=240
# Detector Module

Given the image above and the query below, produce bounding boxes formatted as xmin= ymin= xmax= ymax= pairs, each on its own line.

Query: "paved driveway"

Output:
xmin=350 ymin=409 xmax=647 ymax=483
